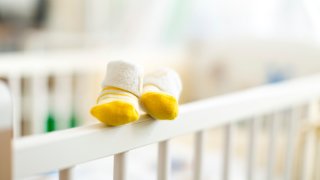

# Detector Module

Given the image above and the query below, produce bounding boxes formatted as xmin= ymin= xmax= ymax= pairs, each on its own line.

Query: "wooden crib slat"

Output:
xmin=301 ymin=100 xmax=319 ymax=180
xmin=114 ymin=152 xmax=127 ymax=180
xmin=266 ymin=113 xmax=280 ymax=180
xmin=222 ymin=124 xmax=234 ymax=180
xmin=31 ymin=75 xmax=49 ymax=134
xmin=247 ymin=117 xmax=259 ymax=180
xmin=193 ymin=131 xmax=204 ymax=180
xmin=284 ymin=108 xmax=299 ymax=180
xmin=14 ymin=75 xmax=320 ymax=178
xmin=158 ymin=141 xmax=170 ymax=180
xmin=8 ymin=74 xmax=22 ymax=138
xmin=59 ymin=168 xmax=72 ymax=180
xmin=315 ymin=131 xmax=320 ymax=180
xmin=54 ymin=74 xmax=73 ymax=130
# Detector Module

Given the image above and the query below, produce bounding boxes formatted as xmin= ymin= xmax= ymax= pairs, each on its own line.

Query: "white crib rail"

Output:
xmin=0 ymin=49 xmax=185 ymax=137
xmin=8 ymin=74 xmax=320 ymax=179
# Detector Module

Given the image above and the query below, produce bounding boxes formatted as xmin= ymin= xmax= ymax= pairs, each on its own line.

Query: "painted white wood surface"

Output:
xmin=222 ymin=124 xmax=234 ymax=180
xmin=158 ymin=141 xmax=170 ymax=180
xmin=193 ymin=131 xmax=204 ymax=180
xmin=284 ymin=108 xmax=300 ymax=180
xmin=0 ymin=82 xmax=12 ymax=129
xmin=301 ymin=100 xmax=320 ymax=180
xmin=114 ymin=152 xmax=127 ymax=180
xmin=266 ymin=113 xmax=281 ymax=180
xmin=53 ymin=74 xmax=73 ymax=130
xmin=247 ymin=117 xmax=260 ymax=180
xmin=30 ymin=75 xmax=48 ymax=134
xmin=13 ymin=74 xmax=320 ymax=178
xmin=0 ymin=48 xmax=185 ymax=77
xmin=8 ymin=74 xmax=22 ymax=138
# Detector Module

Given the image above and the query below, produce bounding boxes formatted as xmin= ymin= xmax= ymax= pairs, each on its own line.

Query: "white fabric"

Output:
xmin=102 ymin=60 xmax=143 ymax=96
xmin=0 ymin=82 xmax=12 ymax=129
xmin=143 ymin=68 xmax=182 ymax=99
xmin=97 ymin=88 xmax=140 ymax=112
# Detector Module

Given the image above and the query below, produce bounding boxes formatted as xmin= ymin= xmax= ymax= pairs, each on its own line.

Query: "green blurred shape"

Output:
xmin=46 ymin=112 xmax=56 ymax=132
xmin=69 ymin=111 xmax=78 ymax=128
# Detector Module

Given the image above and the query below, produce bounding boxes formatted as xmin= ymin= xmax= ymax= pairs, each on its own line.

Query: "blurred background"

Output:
xmin=1 ymin=0 xmax=320 ymax=179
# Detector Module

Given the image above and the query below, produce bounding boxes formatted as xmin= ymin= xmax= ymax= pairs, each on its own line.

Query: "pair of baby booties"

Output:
xmin=90 ymin=60 xmax=182 ymax=126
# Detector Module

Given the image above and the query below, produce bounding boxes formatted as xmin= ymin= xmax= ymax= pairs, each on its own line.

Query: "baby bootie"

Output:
xmin=91 ymin=60 xmax=143 ymax=126
xmin=141 ymin=68 xmax=182 ymax=120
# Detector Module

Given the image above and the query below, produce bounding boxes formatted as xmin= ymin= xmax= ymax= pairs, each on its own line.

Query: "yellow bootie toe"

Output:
xmin=90 ymin=61 xmax=143 ymax=126
xmin=140 ymin=92 xmax=178 ymax=120
xmin=91 ymin=101 xmax=139 ymax=126
xmin=142 ymin=68 xmax=182 ymax=120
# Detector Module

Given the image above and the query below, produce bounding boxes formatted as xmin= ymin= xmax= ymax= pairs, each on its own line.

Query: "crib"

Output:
xmin=1 ymin=53 xmax=320 ymax=180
